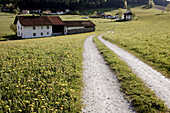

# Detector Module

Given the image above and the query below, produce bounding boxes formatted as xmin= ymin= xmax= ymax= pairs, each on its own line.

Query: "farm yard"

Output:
xmin=0 ymin=5 xmax=170 ymax=112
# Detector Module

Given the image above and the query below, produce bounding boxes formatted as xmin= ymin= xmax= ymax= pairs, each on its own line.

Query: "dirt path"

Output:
xmin=98 ymin=35 xmax=170 ymax=108
xmin=82 ymin=35 xmax=134 ymax=113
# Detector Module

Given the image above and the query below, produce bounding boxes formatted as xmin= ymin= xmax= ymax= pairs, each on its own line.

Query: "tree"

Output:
xmin=17 ymin=6 xmax=20 ymax=12
xmin=13 ymin=9 xmax=19 ymax=14
xmin=149 ymin=0 xmax=155 ymax=8
xmin=124 ymin=0 xmax=127 ymax=9
xmin=9 ymin=24 xmax=17 ymax=35
xmin=118 ymin=8 xmax=123 ymax=20
xmin=166 ymin=4 xmax=170 ymax=13
xmin=93 ymin=11 xmax=97 ymax=17
xmin=127 ymin=5 xmax=131 ymax=11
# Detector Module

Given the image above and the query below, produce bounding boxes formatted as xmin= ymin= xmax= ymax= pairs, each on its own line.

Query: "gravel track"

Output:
xmin=82 ymin=35 xmax=134 ymax=113
xmin=98 ymin=35 xmax=170 ymax=108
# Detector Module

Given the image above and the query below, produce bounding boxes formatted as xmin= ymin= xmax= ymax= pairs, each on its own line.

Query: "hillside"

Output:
xmin=0 ymin=0 xmax=149 ymax=10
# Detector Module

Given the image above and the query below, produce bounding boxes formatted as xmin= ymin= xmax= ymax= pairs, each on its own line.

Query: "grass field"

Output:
xmin=102 ymin=6 xmax=170 ymax=78
xmin=0 ymin=33 xmax=93 ymax=112
xmin=0 ymin=12 xmax=15 ymax=40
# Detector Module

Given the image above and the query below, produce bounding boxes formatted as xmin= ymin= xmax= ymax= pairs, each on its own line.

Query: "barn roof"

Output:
xmin=81 ymin=21 xmax=96 ymax=27
xmin=63 ymin=21 xmax=96 ymax=27
xmin=47 ymin=16 xmax=64 ymax=25
xmin=14 ymin=16 xmax=64 ymax=26
xmin=14 ymin=16 xmax=95 ymax=27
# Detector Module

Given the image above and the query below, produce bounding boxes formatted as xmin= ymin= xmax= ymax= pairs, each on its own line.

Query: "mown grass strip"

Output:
xmin=0 ymin=33 xmax=92 ymax=112
xmin=93 ymin=36 xmax=169 ymax=113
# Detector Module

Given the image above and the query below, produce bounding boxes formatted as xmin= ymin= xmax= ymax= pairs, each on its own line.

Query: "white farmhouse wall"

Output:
xmin=23 ymin=26 xmax=52 ymax=38
xmin=17 ymin=20 xmax=52 ymax=38
xmin=17 ymin=21 xmax=23 ymax=37
xmin=67 ymin=26 xmax=84 ymax=30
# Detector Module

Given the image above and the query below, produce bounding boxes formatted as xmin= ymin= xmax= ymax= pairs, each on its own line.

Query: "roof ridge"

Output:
xmin=47 ymin=16 xmax=54 ymax=24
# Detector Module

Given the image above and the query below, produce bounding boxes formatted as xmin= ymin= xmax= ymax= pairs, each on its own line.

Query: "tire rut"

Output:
xmin=98 ymin=35 xmax=170 ymax=108
xmin=82 ymin=35 xmax=134 ymax=113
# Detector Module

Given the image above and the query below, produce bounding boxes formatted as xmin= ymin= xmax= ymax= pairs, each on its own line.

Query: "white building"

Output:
xmin=56 ymin=10 xmax=64 ymax=15
xmin=124 ymin=11 xmax=133 ymax=20
xmin=22 ymin=10 xmax=30 ymax=14
xmin=115 ymin=11 xmax=133 ymax=21
xmin=14 ymin=16 xmax=96 ymax=38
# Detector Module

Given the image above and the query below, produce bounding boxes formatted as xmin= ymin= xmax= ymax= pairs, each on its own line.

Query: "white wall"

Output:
xmin=126 ymin=15 xmax=132 ymax=20
xmin=17 ymin=20 xmax=52 ymax=38
xmin=17 ymin=21 xmax=23 ymax=37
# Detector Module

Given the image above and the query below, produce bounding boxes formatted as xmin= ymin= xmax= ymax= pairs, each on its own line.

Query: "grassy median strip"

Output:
xmin=0 ymin=33 xmax=93 ymax=112
xmin=93 ymin=36 xmax=168 ymax=112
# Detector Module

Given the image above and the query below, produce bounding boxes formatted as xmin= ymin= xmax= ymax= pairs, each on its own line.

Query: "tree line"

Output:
xmin=0 ymin=0 xmax=168 ymax=10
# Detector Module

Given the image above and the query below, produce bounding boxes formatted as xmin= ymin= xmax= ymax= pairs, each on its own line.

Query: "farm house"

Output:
xmin=14 ymin=16 xmax=95 ymax=38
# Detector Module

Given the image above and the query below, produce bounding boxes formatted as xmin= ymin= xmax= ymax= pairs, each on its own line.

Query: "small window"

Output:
xmin=47 ymin=26 xmax=49 ymax=29
xmin=47 ymin=32 xmax=49 ymax=35
xmin=18 ymin=32 xmax=20 ymax=35
xmin=41 ymin=32 xmax=43 ymax=36
xmin=21 ymin=27 xmax=22 ymax=30
xmin=18 ymin=26 xmax=19 ymax=29
xmin=33 ymin=26 xmax=36 ymax=30
xmin=21 ymin=33 xmax=23 ymax=36
xmin=33 ymin=33 xmax=36 ymax=36
xmin=41 ymin=26 xmax=43 ymax=29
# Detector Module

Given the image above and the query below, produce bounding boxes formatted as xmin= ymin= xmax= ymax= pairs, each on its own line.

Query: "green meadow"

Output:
xmin=102 ymin=7 xmax=170 ymax=78
xmin=0 ymin=12 xmax=15 ymax=40
xmin=0 ymin=5 xmax=169 ymax=112
xmin=0 ymin=33 xmax=94 ymax=112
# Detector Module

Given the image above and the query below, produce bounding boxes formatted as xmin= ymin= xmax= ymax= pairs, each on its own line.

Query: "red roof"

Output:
xmin=81 ymin=21 xmax=96 ymax=27
xmin=63 ymin=21 xmax=83 ymax=27
xmin=14 ymin=16 xmax=95 ymax=27
xmin=63 ymin=21 xmax=96 ymax=27
xmin=14 ymin=16 xmax=64 ymax=26
xmin=47 ymin=16 xmax=64 ymax=25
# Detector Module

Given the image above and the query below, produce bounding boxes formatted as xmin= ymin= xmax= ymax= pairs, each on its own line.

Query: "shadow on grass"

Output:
xmin=0 ymin=35 xmax=22 ymax=41
xmin=141 ymin=5 xmax=152 ymax=9
xmin=156 ymin=13 xmax=165 ymax=16
xmin=114 ymin=19 xmax=132 ymax=22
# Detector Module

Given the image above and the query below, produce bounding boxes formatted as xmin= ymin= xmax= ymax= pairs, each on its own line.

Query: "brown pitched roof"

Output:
xmin=14 ymin=16 xmax=64 ymax=26
xmin=14 ymin=16 xmax=95 ymax=27
xmin=63 ymin=21 xmax=83 ymax=27
xmin=47 ymin=16 xmax=64 ymax=25
xmin=63 ymin=21 xmax=96 ymax=27
xmin=81 ymin=21 xmax=96 ymax=27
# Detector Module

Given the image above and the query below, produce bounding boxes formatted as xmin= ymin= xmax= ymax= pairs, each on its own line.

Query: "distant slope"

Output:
xmin=153 ymin=0 xmax=170 ymax=6
xmin=155 ymin=5 xmax=166 ymax=11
